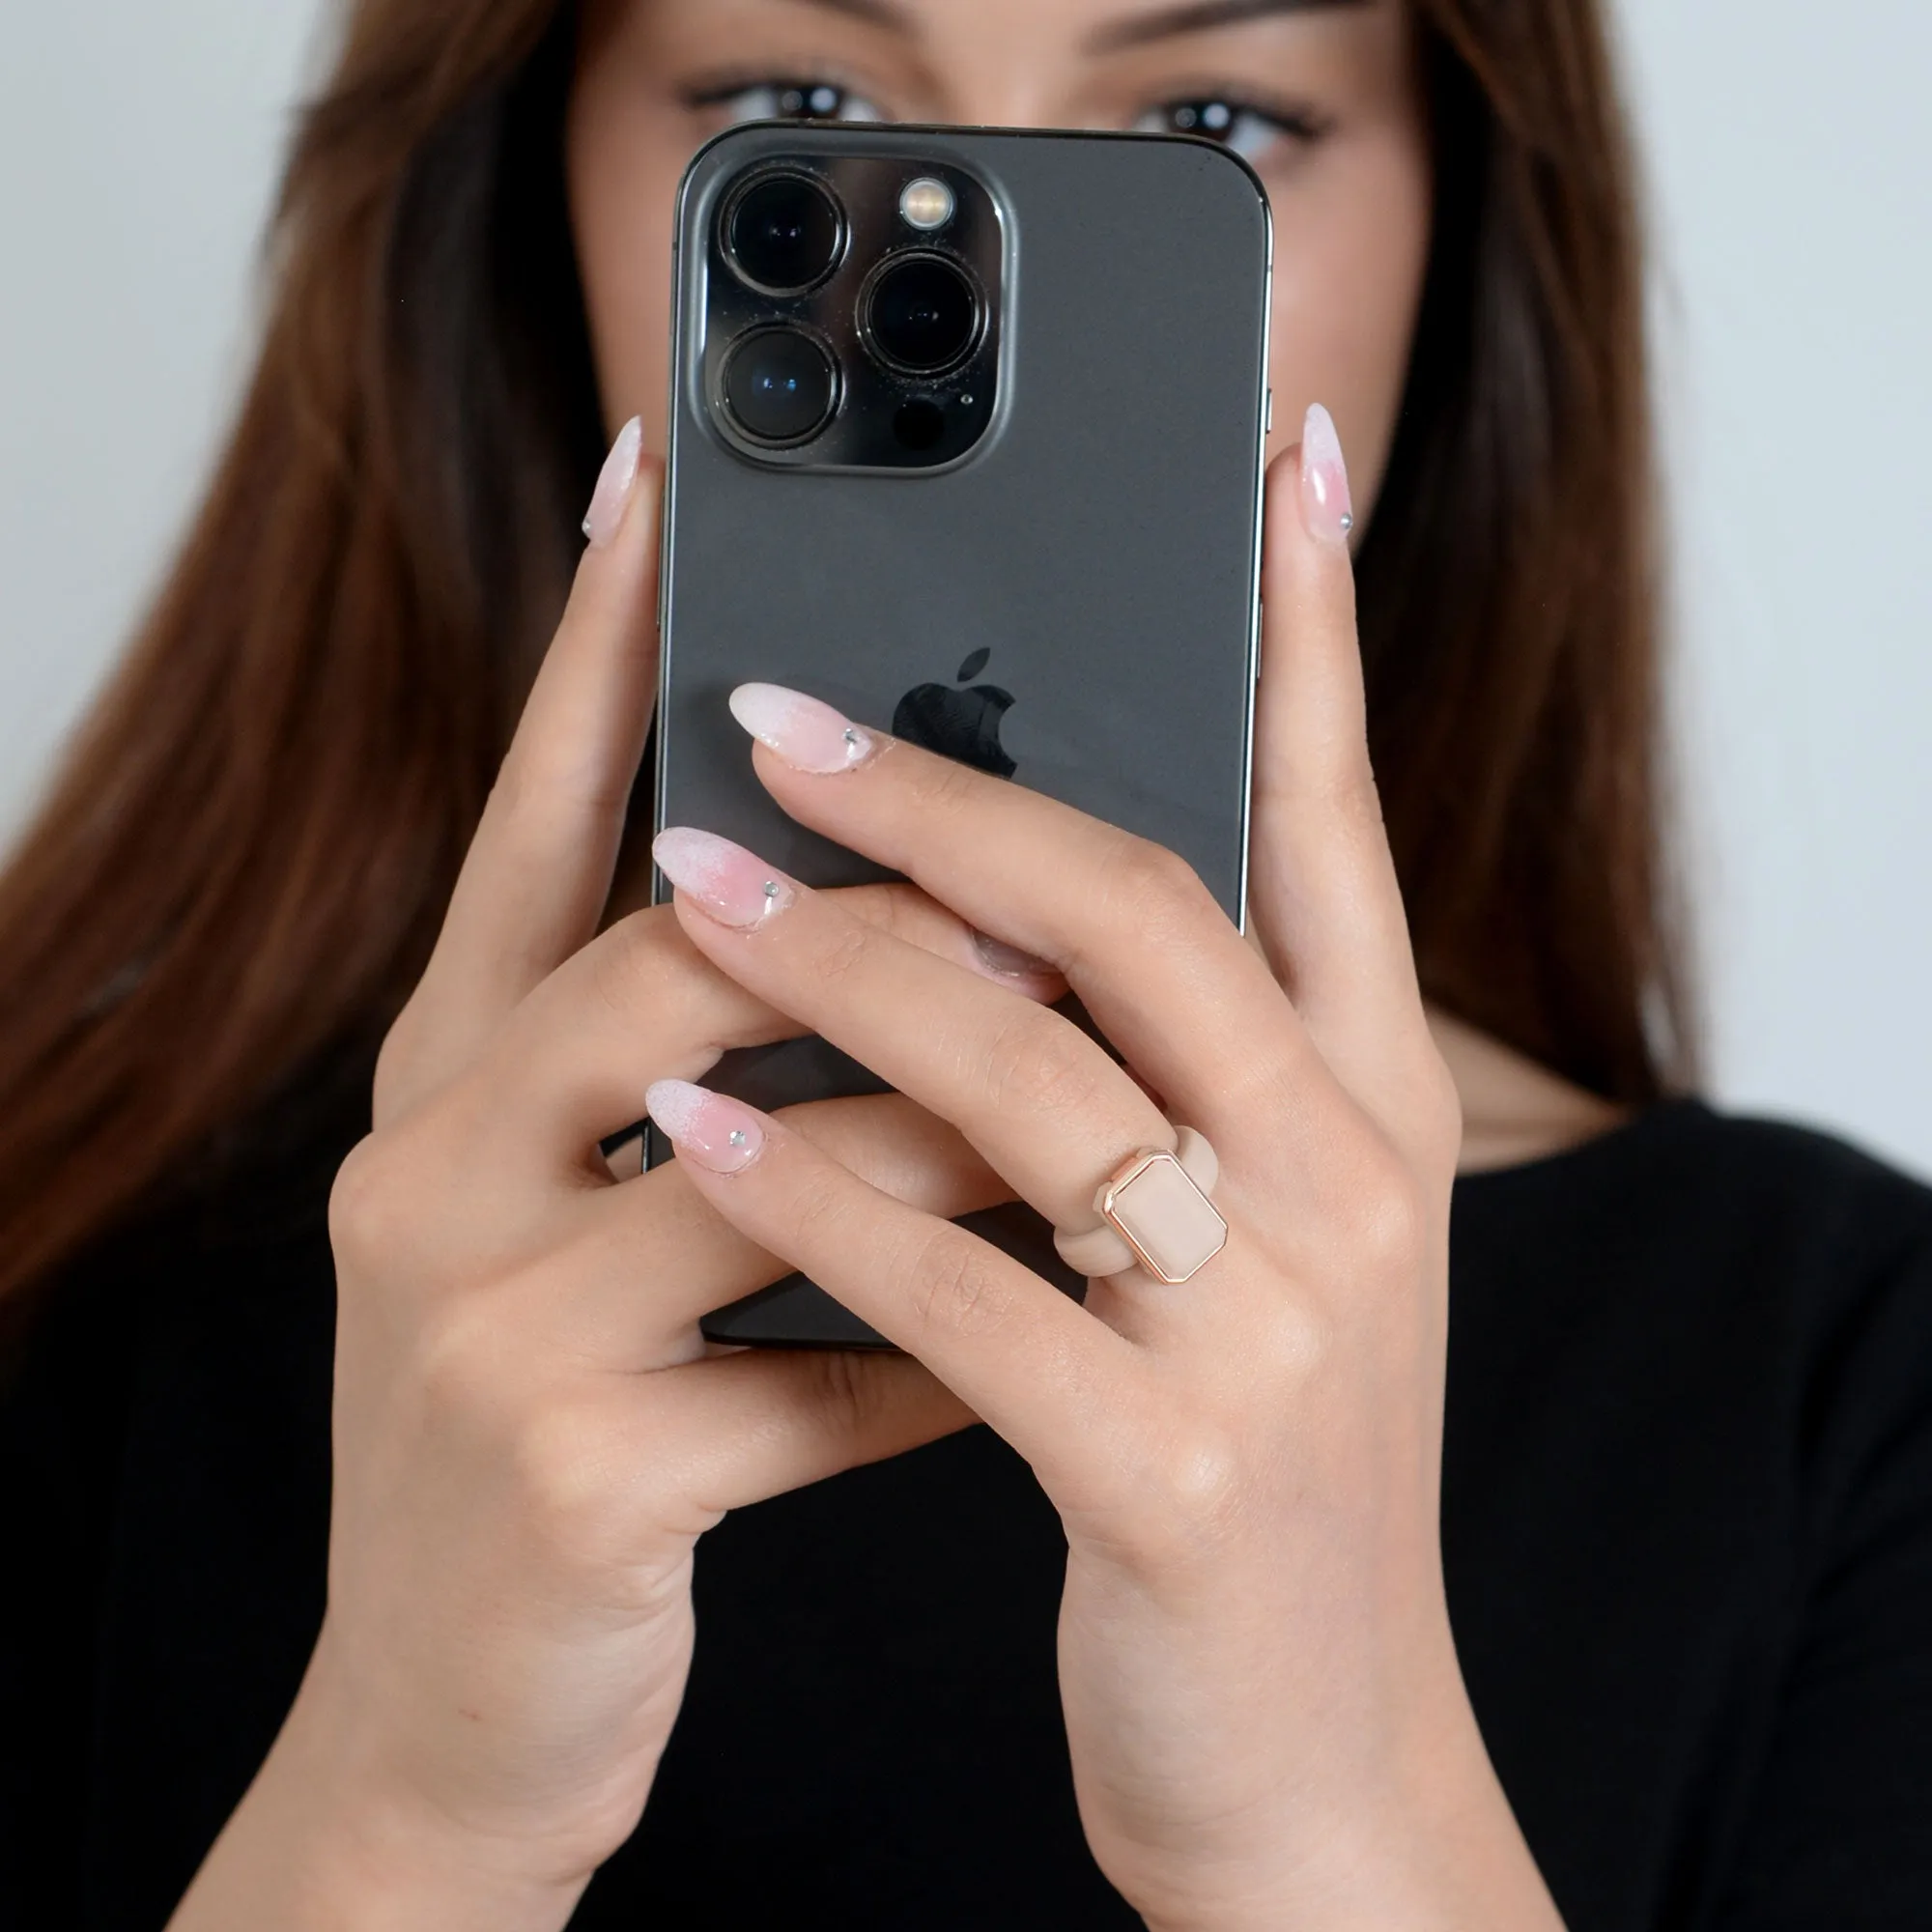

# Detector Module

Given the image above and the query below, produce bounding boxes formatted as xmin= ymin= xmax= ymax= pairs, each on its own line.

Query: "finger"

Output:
xmin=559 ymin=1093 xmax=1012 ymax=1360
xmin=640 ymin=1349 xmax=978 ymax=1520
xmin=403 ymin=427 xmax=663 ymax=1093
xmin=1247 ymin=416 xmax=1432 ymax=1094
xmin=652 ymin=828 xmax=1170 ymax=1233
xmin=716 ymin=686 xmax=1323 ymax=1144
xmin=646 ymin=1083 xmax=1137 ymax=1489
xmin=488 ymin=881 xmax=1065 ymax=1165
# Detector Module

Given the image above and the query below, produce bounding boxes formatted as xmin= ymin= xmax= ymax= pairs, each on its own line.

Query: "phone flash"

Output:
xmin=899 ymin=178 xmax=956 ymax=232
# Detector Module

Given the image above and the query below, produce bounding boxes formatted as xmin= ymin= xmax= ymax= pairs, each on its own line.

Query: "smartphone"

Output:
xmin=651 ymin=122 xmax=1272 ymax=1350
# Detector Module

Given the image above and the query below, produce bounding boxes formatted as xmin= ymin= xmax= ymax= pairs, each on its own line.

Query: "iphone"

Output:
xmin=652 ymin=122 xmax=1272 ymax=1347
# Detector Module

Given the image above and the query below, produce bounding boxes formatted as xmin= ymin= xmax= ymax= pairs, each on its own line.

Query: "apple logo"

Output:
xmin=893 ymin=647 xmax=1017 ymax=780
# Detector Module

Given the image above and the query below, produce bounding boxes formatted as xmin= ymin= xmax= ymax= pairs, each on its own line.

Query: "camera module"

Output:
xmin=722 ymin=327 xmax=839 ymax=445
xmin=862 ymin=253 xmax=982 ymax=376
xmin=700 ymin=151 xmax=1001 ymax=470
xmin=724 ymin=171 xmax=845 ymax=296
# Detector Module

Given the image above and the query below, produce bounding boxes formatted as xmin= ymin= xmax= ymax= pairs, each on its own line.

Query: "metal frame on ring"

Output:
xmin=1098 ymin=1147 xmax=1230 ymax=1286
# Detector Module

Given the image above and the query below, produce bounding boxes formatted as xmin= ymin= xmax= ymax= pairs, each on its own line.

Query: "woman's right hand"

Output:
xmin=169 ymin=431 xmax=1029 ymax=1931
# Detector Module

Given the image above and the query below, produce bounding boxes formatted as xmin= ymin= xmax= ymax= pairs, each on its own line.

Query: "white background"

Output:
xmin=2 ymin=2 xmax=1927 ymax=1177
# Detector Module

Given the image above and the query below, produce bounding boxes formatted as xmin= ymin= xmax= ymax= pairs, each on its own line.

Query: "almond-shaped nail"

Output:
xmin=582 ymin=416 xmax=644 ymax=549
xmin=1299 ymin=403 xmax=1354 ymax=549
xmin=653 ymin=827 xmax=796 ymax=927
xmin=728 ymin=683 xmax=877 ymax=774
xmin=646 ymin=1080 xmax=767 ymax=1176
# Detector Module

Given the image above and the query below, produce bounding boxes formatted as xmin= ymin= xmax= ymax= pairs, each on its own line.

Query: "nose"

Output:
xmin=908 ymin=1 xmax=1092 ymax=131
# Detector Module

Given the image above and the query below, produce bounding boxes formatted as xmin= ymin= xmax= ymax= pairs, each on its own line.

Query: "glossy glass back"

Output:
xmin=657 ymin=124 xmax=1272 ymax=1347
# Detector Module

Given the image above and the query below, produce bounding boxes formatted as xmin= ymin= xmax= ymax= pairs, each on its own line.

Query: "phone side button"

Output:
xmin=1264 ymin=388 xmax=1274 ymax=435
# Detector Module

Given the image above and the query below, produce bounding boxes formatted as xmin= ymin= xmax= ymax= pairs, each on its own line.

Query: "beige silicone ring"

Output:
xmin=1053 ymin=1127 xmax=1227 ymax=1286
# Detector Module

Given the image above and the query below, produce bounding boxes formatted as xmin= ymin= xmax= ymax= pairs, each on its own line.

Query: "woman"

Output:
xmin=1 ymin=0 xmax=1926 ymax=1925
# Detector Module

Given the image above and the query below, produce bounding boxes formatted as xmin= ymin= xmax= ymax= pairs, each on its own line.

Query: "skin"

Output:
xmin=170 ymin=0 xmax=1610 ymax=1923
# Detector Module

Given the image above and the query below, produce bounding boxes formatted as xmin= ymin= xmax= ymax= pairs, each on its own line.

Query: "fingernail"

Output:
xmin=972 ymin=929 xmax=1057 ymax=980
xmin=582 ymin=416 xmax=644 ymax=549
xmin=653 ymin=827 xmax=796 ymax=927
xmin=728 ymin=683 xmax=877 ymax=775
xmin=1299 ymin=404 xmax=1354 ymax=549
xmin=646 ymin=1080 xmax=766 ymax=1175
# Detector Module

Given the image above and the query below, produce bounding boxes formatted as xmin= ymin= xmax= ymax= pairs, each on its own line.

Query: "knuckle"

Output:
xmin=1269 ymin=1293 xmax=1336 ymax=1377
xmin=414 ymin=1313 xmax=628 ymax=1560
xmin=328 ymin=1132 xmax=418 ymax=1279
xmin=785 ymin=1168 xmax=859 ymax=1254
xmin=388 ymin=1298 xmax=647 ymax=1578
xmin=1321 ymin=759 xmax=1390 ymax=843
xmin=1098 ymin=838 xmax=1215 ymax=945
xmin=811 ymin=918 xmax=878 ymax=989
xmin=397 ymin=1299 xmax=542 ymax=1486
xmin=841 ymin=881 xmax=932 ymax=944
xmin=907 ymin=1225 xmax=1016 ymax=1340
xmin=329 ymin=1086 xmax=531 ymax=1302
xmin=587 ymin=907 xmax=691 ymax=1022
xmin=801 ymin=1347 xmax=887 ymax=1441
xmin=1122 ymin=1418 xmax=1253 ymax=1567
xmin=511 ymin=1404 xmax=624 ymax=1555
xmin=413 ymin=1299 xmax=510 ymax=1424
xmin=1347 ymin=1151 xmax=1431 ymax=1280
xmin=980 ymin=1009 xmax=1102 ymax=1119
xmin=494 ymin=740 xmax=629 ymax=829
xmin=896 ymin=744 xmax=986 ymax=821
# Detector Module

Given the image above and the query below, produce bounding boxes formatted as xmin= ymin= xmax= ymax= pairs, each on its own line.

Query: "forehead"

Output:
xmin=664 ymin=0 xmax=1382 ymax=51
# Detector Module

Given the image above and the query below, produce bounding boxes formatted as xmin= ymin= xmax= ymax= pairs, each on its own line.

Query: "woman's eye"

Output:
xmin=1133 ymin=99 xmax=1316 ymax=167
xmin=704 ymin=81 xmax=888 ymax=128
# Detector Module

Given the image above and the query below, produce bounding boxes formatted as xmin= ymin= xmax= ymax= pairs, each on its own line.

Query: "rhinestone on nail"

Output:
xmin=729 ymin=1129 xmax=749 ymax=1149
xmin=843 ymin=726 xmax=860 ymax=745
xmin=1340 ymin=512 xmax=1356 ymax=533
xmin=763 ymin=880 xmax=781 ymax=899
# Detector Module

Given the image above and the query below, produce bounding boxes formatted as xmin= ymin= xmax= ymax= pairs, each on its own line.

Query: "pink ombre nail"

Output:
xmin=728 ymin=684 xmax=877 ymax=775
xmin=652 ymin=828 xmax=796 ymax=927
xmin=971 ymin=930 xmax=1057 ymax=980
xmin=646 ymin=1080 xmax=767 ymax=1176
xmin=582 ymin=416 xmax=643 ymax=549
xmin=1299 ymin=404 xmax=1355 ymax=549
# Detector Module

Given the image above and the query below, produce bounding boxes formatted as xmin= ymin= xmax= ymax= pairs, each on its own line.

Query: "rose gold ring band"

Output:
xmin=1052 ymin=1127 xmax=1229 ymax=1286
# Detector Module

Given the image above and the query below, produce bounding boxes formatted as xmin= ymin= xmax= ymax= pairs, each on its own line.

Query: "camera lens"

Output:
xmin=722 ymin=328 xmax=838 ymax=444
xmin=724 ymin=172 xmax=843 ymax=295
xmin=864 ymin=254 xmax=981 ymax=375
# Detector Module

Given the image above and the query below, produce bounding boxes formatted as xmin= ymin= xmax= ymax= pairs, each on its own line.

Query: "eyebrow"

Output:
xmin=1088 ymin=0 xmax=1372 ymax=56
xmin=781 ymin=0 xmax=1372 ymax=51
xmin=781 ymin=0 xmax=917 ymax=29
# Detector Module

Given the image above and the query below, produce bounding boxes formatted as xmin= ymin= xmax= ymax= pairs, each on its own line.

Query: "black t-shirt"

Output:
xmin=3 ymin=1089 xmax=1931 ymax=1930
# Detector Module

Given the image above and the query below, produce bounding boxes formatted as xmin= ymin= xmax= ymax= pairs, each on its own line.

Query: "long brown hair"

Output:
xmin=0 ymin=0 xmax=1690 ymax=1305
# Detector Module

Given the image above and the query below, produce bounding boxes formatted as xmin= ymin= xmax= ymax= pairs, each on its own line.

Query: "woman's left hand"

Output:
xmin=645 ymin=435 xmax=1563 ymax=1931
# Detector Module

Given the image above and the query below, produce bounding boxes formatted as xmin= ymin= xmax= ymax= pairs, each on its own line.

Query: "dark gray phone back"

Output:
xmin=656 ymin=124 xmax=1272 ymax=1348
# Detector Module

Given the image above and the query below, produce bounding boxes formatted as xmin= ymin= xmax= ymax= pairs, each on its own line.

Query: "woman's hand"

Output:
xmin=643 ymin=421 xmax=1564 ymax=1930
xmin=169 ymin=429 xmax=1042 ymax=1932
